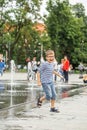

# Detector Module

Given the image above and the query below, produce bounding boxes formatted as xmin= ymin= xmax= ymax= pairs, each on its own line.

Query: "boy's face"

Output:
xmin=46 ymin=54 xmax=55 ymax=63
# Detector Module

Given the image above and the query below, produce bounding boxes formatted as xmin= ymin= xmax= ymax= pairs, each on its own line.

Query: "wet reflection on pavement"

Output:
xmin=0 ymin=81 xmax=86 ymax=119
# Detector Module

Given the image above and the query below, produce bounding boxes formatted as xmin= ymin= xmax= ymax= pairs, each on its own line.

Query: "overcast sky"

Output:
xmin=40 ymin=0 xmax=87 ymax=16
xmin=70 ymin=0 xmax=87 ymax=14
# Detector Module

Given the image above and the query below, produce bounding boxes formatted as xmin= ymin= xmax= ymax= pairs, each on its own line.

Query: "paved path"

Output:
xmin=0 ymin=72 xmax=27 ymax=81
xmin=0 ymin=72 xmax=83 ymax=84
xmin=0 ymin=72 xmax=87 ymax=130
xmin=0 ymin=90 xmax=87 ymax=130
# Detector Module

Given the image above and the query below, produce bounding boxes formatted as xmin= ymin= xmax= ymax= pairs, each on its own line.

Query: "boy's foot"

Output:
xmin=50 ymin=108 xmax=60 ymax=113
xmin=37 ymin=97 xmax=42 ymax=107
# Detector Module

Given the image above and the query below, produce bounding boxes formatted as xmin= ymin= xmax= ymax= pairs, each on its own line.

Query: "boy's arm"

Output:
xmin=53 ymin=70 xmax=64 ymax=79
xmin=37 ymin=71 xmax=42 ymax=86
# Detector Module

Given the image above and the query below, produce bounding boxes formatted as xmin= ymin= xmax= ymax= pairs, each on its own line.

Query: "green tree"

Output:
xmin=72 ymin=3 xmax=87 ymax=64
xmin=72 ymin=3 xmax=85 ymax=18
xmin=45 ymin=0 xmax=85 ymax=66
xmin=0 ymin=0 xmax=43 ymax=65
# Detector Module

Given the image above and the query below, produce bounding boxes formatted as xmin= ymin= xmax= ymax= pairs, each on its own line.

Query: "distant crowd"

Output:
xmin=0 ymin=54 xmax=6 ymax=76
xmin=0 ymin=53 xmax=87 ymax=84
xmin=26 ymin=55 xmax=72 ymax=83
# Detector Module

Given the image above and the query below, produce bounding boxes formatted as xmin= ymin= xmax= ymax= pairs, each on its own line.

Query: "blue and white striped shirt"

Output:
xmin=39 ymin=61 xmax=55 ymax=83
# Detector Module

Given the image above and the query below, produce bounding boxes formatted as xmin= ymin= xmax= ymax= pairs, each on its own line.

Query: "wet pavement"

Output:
xmin=0 ymin=72 xmax=87 ymax=130
xmin=0 ymin=90 xmax=87 ymax=130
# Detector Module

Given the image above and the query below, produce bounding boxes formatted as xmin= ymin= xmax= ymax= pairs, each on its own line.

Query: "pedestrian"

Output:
xmin=62 ymin=55 xmax=70 ymax=83
xmin=37 ymin=50 xmax=64 ymax=113
xmin=0 ymin=59 xmax=5 ymax=76
xmin=32 ymin=57 xmax=37 ymax=80
xmin=78 ymin=62 xmax=84 ymax=78
xmin=26 ymin=57 xmax=32 ymax=81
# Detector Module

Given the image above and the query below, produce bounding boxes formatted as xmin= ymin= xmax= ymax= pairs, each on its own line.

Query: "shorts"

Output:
xmin=42 ymin=82 xmax=57 ymax=100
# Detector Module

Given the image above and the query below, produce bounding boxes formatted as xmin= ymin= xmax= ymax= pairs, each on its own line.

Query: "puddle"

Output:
xmin=0 ymin=81 xmax=86 ymax=119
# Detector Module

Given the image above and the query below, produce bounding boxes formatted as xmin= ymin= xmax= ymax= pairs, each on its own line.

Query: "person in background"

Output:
xmin=0 ymin=59 xmax=5 ymax=76
xmin=62 ymin=55 xmax=70 ymax=83
xmin=32 ymin=57 xmax=37 ymax=80
xmin=37 ymin=50 xmax=64 ymax=113
xmin=26 ymin=57 xmax=32 ymax=81
xmin=78 ymin=62 xmax=84 ymax=78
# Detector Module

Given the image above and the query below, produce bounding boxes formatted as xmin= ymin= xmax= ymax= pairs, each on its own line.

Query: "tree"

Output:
xmin=72 ymin=3 xmax=85 ymax=18
xmin=72 ymin=3 xmax=87 ymax=64
xmin=45 ymin=0 xmax=85 ymax=66
xmin=0 ymin=0 xmax=43 ymax=65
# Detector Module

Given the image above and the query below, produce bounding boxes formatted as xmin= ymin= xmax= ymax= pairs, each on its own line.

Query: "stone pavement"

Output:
xmin=0 ymin=71 xmax=83 ymax=84
xmin=20 ymin=92 xmax=87 ymax=130
xmin=0 ymin=72 xmax=87 ymax=130
xmin=0 ymin=90 xmax=87 ymax=130
xmin=0 ymin=72 xmax=27 ymax=81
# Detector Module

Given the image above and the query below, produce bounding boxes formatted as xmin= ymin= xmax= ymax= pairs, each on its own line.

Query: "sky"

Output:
xmin=40 ymin=0 xmax=87 ymax=16
xmin=70 ymin=0 xmax=87 ymax=14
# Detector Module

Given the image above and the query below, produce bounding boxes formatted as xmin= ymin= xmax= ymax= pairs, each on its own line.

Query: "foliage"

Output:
xmin=45 ymin=0 xmax=86 ymax=66
xmin=0 ymin=0 xmax=87 ymax=68
xmin=0 ymin=0 xmax=43 ymax=65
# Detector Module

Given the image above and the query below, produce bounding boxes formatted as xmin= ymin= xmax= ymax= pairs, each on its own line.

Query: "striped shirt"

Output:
xmin=39 ymin=61 xmax=55 ymax=83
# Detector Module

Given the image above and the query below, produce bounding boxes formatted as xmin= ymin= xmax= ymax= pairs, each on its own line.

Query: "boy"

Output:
xmin=37 ymin=50 xmax=64 ymax=112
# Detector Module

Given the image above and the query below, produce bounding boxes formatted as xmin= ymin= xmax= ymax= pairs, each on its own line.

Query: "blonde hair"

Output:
xmin=45 ymin=50 xmax=55 ymax=56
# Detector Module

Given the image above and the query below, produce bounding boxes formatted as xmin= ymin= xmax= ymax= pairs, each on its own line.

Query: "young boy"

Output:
xmin=37 ymin=50 xmax=64 ymax=113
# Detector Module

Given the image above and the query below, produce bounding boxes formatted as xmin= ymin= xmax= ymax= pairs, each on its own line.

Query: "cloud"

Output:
xmin=40 ymin=0 xmax=87 ymax=16
xmin=69 ymin=0 xmax=87 ymax=14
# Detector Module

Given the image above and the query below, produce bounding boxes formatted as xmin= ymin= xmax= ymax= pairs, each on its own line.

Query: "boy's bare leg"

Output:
xmin=37 ymin=96 xmax=45 ymax=106
xmin=50 ymin=99 xmax=59 ymax=112
xmin=40 ymin=96 xmax=46 ymax=102
xmin=50 ymin=99 xmax=55 ymax=108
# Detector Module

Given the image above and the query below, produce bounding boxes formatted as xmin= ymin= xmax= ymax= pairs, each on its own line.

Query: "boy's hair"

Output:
xmin=45 ymin=50 xmax=55 ymax=56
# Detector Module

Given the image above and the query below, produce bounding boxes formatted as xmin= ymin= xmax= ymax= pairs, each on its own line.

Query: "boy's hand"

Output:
xmin=37 ymin=81 xmax=42 ymax=86
xmin=37 ymin=72 xmax=42 ymax=86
